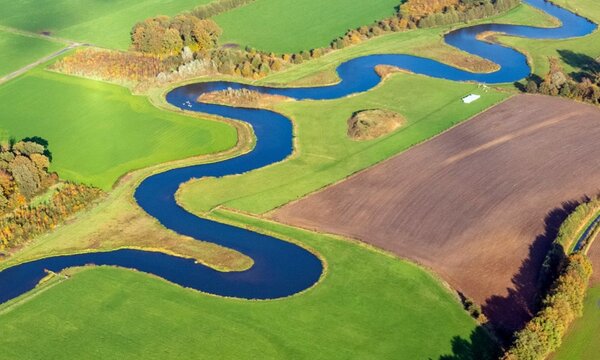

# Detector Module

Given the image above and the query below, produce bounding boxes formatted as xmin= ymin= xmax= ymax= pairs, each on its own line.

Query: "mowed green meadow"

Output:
xmin=0 ymin=215 xmax=482 ymax=360
xmin=0 ymin=0 xmax=213 ymax=49
xmin=0 ymin=31 xmax=63 ymax=77
xmin=0 ymin=67 xmax=237 ymax=189
xmin=179 ymin=74 xmax=510 ymax=214
xmin=552 ymin=285 xmax=600 ymax=359
xmin=214 ymin=0 xmax=401 ymax=53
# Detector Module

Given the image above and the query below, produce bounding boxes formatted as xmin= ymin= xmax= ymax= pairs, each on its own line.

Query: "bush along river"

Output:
xmin=0 ymin=0 xmax=596 ymax=303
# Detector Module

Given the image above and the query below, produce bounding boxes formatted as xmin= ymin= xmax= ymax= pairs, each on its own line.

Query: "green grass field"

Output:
xmin=179 ymin=74 xmax=510 ymax=214
xmin=0 ymin=0 xmax=213 ymax=49
xmin=0 ymin=31 xmax=63 ymax=77
xmin=552 ymin=285 xmax=600 ymax=359
xmin=214 ymin=0 xmax=401 ymax=53
xmin=0 ymin=214 xmax=483 ymax=360
xmin=0 ymin=67 xmax=237 ymax=189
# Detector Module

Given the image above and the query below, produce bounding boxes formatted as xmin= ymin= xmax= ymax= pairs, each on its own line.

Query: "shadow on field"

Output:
xmin=482 ymin=200 xmax=580 ymax=340
xmin=558 ymin=49 xmax=600 ymax=81
xmin=436 ymin=326 xmax=500 ymax=360
xmin=436 ymin=200 xmax=585 ymax=359
xmin=513 ymin=73 xmax=543 ymax=92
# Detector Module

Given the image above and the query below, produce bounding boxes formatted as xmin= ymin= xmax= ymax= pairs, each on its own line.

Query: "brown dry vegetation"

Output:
xmin=273 ymin=95 xmax=600 ymax=332
xmin=412 ymin=42 xmax=498 ymax=73
xmin=198 ymin=88 xmax=291 ymax=109
xmin=347 ymin=109 xmax=404 ymax=141
xmin=374 ymin=64 xmax=412 ymax=78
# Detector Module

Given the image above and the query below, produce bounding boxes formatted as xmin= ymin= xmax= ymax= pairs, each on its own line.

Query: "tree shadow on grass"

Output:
xmin=436 ymin=326 xmax=501 ymax=360
xmin=514 ymin=74 xmax=543 ymax=92
xmin=482 ymin=200 xmax=580 ymax=341
xmin=437 ymin=201 xmax=584 ymax=359
xmin=557 ymin=49 xmax=600 ymax=81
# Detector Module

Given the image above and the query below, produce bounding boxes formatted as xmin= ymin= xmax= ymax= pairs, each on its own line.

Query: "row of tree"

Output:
xmin=399 ymin=0 xmax=460 ymax=21
xmin=503 ymin=253 xmax=592 ymax=360
xmin=417 ymin=0 xmax=521 ymax=28
xmin=502 ymin=197 xmax=599 ymax=359
xmin=0 ymin=183 xmax=103 ymax=251
xmin=526 ymin=57 xmax=600 ymax=105
xmin=330 ymin=0 xmax=520 ymax=51
xmin=51 ymin=49 xmax=173 ymax=84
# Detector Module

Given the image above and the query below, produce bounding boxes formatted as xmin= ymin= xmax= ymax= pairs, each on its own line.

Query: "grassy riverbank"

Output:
xmin=501 ymin=0 xmax=600 ymax=77
xmin=0 ymin=217 xmax=484 ymax=359
xmin=179 ymin=73 xmax=510 ymax=214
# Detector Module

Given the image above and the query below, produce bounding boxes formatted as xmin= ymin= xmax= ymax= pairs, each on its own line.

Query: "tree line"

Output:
xmin=0 ymin=137 xmax=103 ymax=251
xmin=502 ymin=196 xmax=600 ymax=359
xmin=525 ymin=56 xmax=600 ymax=105
xmin=503 ymin=253 xmax=592 ymax=360
xmin=51 ymin=49 xmax=172 ymax=84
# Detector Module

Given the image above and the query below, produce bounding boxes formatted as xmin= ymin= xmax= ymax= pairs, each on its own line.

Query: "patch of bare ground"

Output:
xmin=198 ymin=87 xmax=292 ymax=109
xmin=347 ymin=109 xmax=404 ymax=141
xmin=272 ymin=94 xmax=600 ymax=334
xmin=476 ymin=31 xmax=501 ymax=43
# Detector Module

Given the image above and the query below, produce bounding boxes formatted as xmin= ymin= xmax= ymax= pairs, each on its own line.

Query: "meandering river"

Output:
xmin=0 ymin=0 xmax=596 ymax=303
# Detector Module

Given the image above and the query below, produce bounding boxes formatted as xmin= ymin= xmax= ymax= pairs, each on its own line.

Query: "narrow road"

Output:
xmin=0 ymin=25 xmax=87 ymax=85
xmin=0 ymin=44 xmax=81 ymax=85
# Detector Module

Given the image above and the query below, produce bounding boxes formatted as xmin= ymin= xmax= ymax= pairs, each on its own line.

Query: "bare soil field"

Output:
xmin=273 ymin=95 xmax=600 ymax=332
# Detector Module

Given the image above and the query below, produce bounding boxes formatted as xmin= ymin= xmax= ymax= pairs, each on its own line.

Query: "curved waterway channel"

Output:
xmin=0 ymin=0 xmax=596 ymax=303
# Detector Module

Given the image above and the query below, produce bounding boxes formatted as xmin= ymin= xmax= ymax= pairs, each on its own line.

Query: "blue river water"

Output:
xmin=0 ymin=0 xmax=596 ymax=303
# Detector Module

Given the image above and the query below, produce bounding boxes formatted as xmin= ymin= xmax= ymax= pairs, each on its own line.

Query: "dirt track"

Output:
xmin=273 ymin=95 xmax=600 ymax=331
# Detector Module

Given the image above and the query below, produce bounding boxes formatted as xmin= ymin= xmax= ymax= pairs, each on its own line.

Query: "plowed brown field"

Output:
xmin=273 ymin=95 xmax=600 ymax=331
